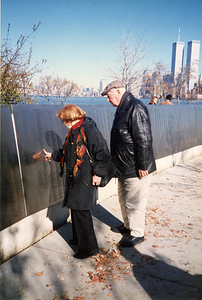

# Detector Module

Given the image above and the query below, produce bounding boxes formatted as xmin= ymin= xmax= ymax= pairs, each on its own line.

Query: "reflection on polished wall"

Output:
xmin=12 ymin=106 xmax=67 ymax=217
xmin=0 ymin=106 xmax=26 ymax=230
xmin=0 ymin=104 xmax=201 ymax=231
xmin=148 ymin=105 xmax=200 ymax=160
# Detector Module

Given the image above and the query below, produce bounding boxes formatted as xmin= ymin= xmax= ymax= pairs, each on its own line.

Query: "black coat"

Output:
xmin=111 ymin=92 xmax=156 ymax=178
xmin=52 ymin=117 xmax=111 ymax=210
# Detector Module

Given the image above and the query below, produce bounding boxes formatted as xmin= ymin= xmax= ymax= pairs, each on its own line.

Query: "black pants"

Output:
xmin=71 ymin=209 xmax=99 ymax=254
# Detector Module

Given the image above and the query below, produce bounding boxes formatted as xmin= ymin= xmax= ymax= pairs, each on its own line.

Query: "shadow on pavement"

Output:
xmin=92 ymin=203 xmax=122 ymax=228
xmin=118 ymin=245 xmax=202 ymax=300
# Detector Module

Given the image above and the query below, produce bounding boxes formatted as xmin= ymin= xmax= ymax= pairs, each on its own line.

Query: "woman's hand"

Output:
xmin=92 ymin=175 xmax=102 ymax=186
xmin=43 ymin=149 xmax=52 ymax=161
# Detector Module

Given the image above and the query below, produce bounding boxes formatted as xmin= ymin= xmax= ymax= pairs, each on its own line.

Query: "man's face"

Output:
xmin=106 ymin=89 xmax=122 ymax=107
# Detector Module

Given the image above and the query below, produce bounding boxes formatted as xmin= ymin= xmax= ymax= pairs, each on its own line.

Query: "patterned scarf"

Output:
xmin=61 ymin=119 xmax=87 ymax=178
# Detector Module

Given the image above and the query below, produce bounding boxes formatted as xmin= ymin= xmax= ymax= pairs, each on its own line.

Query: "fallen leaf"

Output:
xmin=141 ymin=254 xmax=149 ymax=261
xmin=152 ymin=245 xmax=159 ymax=248
xmin=18 ymin=285 xmax=24 ymax=292
xmin=106 ymin=285 xmax=113 ymax=290
xmin=61 ymin=291 xmax=69 ymax=299
xmin=36 ymin=271 xmax=44 ymax=276
xmin=92 ymin=275 xmax=100 ymax=282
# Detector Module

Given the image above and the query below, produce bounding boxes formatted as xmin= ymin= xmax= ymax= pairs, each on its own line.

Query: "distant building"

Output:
xmin=139 ymin=70 xmax=152 ymax=98
xmin=171 ymin=41 xmax=184 ymax=81
xmin=99 ymin=80 xmax=107 ymax=95
xmin=186 ymin=40 xmax=200 ymax=91
xmin=197 ymin=73 xmax=202 ymax=96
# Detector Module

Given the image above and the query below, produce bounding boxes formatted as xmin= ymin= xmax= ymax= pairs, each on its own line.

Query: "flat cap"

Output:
xmin=101 ymin=80 xmax=125 ymax=96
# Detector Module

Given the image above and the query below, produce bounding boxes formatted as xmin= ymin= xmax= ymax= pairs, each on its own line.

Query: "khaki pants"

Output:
xmin=118 ymin=175 xmax=151 ymax=237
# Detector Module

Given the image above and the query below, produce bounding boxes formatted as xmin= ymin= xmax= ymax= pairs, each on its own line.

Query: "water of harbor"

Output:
xmin=32 ymin=96 xmax=202 ymax=106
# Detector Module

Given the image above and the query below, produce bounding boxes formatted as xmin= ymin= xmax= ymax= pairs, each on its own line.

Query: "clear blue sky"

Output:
xmin=1 ymin=0 xmax=202 ymax=89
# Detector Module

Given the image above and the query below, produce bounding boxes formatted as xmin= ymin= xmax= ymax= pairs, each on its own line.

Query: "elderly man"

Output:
xmin=101 ymin=80 xmax=156 ymax=247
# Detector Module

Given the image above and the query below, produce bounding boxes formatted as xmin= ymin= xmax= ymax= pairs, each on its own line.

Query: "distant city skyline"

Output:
xmin=171 ymin=37 xmax=200 ymax=92
xmin=2 ymin=0 xmax=202 ymax=90
xmin=97 ymin=38 xmax=201 ymax=95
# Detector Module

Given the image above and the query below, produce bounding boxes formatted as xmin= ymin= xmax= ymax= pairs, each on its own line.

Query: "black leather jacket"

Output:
xmin=52 ymin=117 xmax=111 ymax=210
xmin=111 ymin=92 xmax=156 ymax=178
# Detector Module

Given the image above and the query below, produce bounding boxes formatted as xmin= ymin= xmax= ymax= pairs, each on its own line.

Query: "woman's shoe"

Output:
xmin=74 ymin=249 xmax=99 ymax=259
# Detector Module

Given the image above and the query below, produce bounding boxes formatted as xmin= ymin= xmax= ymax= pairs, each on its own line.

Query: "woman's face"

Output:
xmin=62 ymin=119 xmax=79 ymax=129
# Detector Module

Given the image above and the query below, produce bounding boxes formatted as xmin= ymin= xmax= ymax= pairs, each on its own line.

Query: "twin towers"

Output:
xmin=171 ymin=30 xmax=200 ymax=91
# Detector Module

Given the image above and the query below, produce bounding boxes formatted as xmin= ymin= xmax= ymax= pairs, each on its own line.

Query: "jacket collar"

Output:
xmin=71 ymin=118 xmax=84 ymax=130
xmin=115 ymin=91 xmax=131 ymax=116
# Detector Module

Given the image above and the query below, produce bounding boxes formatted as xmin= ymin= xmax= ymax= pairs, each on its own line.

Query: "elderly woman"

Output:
xmin=44 ymin=104 xmax=111 ymax=259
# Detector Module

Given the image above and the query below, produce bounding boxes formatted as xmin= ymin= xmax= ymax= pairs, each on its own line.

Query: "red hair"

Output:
xmin=57 ymin=104 xmax=86 ymax=122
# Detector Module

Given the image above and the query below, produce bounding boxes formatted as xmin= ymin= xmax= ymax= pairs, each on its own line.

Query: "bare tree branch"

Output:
xmin=1 ymin=22 xmax=46 ymax=105
xmin=107 ymin=27 xmax=150 ymax=94
xmin=37 ymin=75 xmax=79 ymax=104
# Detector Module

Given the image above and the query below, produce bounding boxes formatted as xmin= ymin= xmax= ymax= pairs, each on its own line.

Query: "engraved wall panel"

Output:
xmin=148 ymin=106 xmax=172 ymax=159
xmin=12 ymin=105 xmax=67 ymax=216
xmin=195 ymin=105 xmax=202 ymax=145
xmin=179 ymin=106 xmax=198 ymax=151
xmin=166 ymin=106 xmax=197 ymax=154
xmin=0 ymin=106 xmax=26 ymax=230
xmin=2 ymin=103 xmax=201 ymax=231
xmin=79 ymin=105 xmax=116 ymax=148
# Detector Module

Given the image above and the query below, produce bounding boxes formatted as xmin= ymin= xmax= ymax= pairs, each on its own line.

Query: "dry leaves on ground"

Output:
xmin=86 ymin=244 xmax=131 ymax=284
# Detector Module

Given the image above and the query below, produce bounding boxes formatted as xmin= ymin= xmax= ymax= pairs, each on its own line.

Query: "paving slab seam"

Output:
xmin=32 ymin=245 xmax=74 ymax=256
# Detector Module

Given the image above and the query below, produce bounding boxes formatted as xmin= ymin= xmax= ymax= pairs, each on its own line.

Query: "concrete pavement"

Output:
xmin=0 ymin=156 xmax=202 ymax=300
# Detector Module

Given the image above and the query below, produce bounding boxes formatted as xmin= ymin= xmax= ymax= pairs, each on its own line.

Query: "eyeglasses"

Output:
xmin=61 ymin=119 xmax=71 ymax=124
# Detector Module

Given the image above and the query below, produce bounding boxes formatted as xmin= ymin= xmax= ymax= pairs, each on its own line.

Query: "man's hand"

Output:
xmin=43 ymin=149 xmax=52 ymax=161
xmin=139 ymin=169 xmax=148 ymax=179
xmin=92 ymin=175 xmax=102 ymax=186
